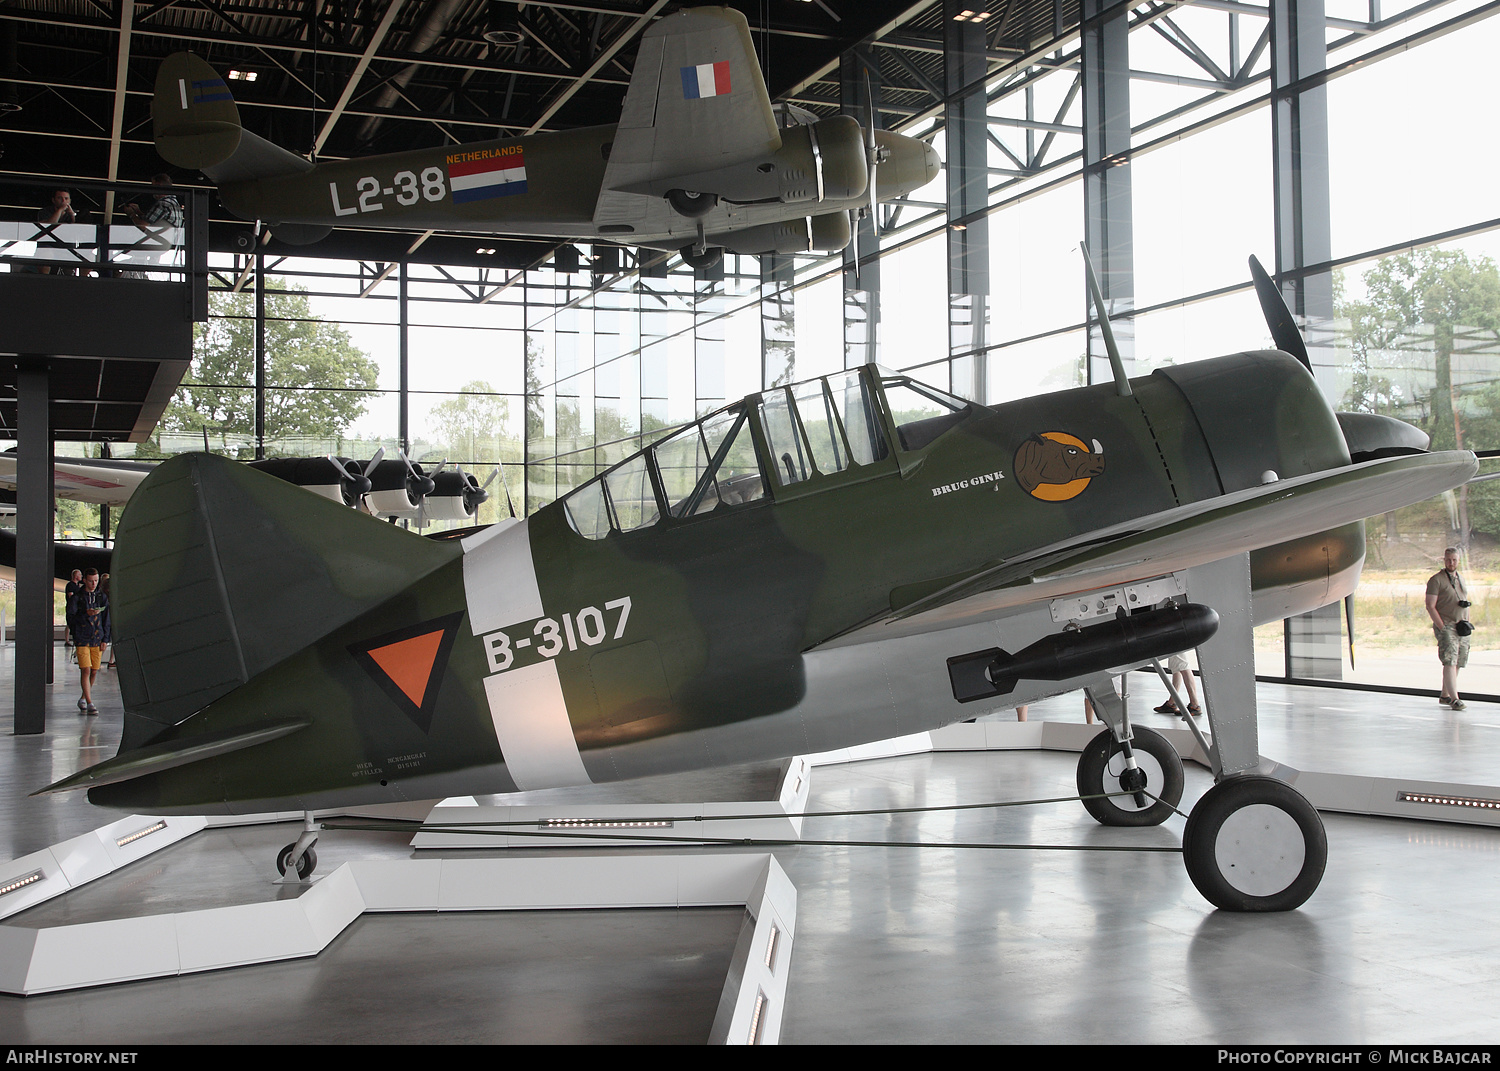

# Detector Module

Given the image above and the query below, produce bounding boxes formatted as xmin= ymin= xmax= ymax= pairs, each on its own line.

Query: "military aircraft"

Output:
xmin=0 ymin=449 xmax=495 ymax=527
xmin=153 ymin=7 xmax=940 ymax=269
xmin=36 ymin=257 xmax=1477 ymax=913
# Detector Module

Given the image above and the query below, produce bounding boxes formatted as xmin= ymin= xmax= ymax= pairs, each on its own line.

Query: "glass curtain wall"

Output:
xmin=121 ymin=0 xmax=1500 ymax=698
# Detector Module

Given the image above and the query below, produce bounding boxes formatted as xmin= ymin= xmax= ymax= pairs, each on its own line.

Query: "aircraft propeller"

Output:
xmin=1248 ymin=255 xmax=1314 ymax=373
xmin=852 ymin=66 xmax=888 ymax=284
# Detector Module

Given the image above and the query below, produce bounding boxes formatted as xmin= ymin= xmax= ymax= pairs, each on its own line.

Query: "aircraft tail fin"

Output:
xmin=109 ymin=454 xmax=459 ymax=752
xmin=153 ymin=52 xmax=312 ymax=183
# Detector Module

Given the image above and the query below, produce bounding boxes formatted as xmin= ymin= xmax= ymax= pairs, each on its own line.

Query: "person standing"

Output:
xmin=71 ymin=568 xmax=107 ymax=715
xmin=63 ymin=568 xmax=82 ymax=657
xmin=1426 ymin=547 xmax=1472 ymax=711
xmin=1153 ymin=651 xmax=1202 ymax=717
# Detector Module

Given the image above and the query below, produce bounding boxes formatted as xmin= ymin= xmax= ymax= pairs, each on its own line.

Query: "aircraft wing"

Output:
xmin=821 ymin=450 xmax=1477 ymax=648
xmin=593 ymin=7 xmax=780 ymax=231
xmin=0 ymin=454 xmax=154 ymax=507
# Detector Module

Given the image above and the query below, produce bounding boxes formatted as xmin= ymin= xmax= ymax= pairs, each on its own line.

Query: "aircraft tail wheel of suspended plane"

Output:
xmin=1076 ymin=724 xmax=1185 ymax=827
xmin=666 ymin=188 xmax=719 ymax=218
xmin=680 ymin=244 xmax=724 ymax=270
xmin=1182 ymin=775 xmax=1328 ymax=912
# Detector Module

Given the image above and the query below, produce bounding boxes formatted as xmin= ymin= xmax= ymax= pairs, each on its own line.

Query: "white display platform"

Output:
xmin=0 ymin=851 xmax=797 ymax=1043
xmin=0 ymin=814 xmax=205 ymax=922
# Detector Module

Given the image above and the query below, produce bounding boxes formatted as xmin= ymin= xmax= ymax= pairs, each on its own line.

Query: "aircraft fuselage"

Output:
xmin=90 ymin=352 xmax=1379 ymax=816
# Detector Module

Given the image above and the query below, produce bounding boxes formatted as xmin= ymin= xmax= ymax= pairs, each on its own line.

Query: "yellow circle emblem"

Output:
xmin=1013 ymin=431 xmax=1105 ymax=502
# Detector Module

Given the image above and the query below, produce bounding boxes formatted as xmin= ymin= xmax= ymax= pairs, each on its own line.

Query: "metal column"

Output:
xmin=842 ymin=49 xmax=881 ymax=369
xmin=1272 ymin=0 xmax=1343 ymax=677
xmin=1271 ymin=0 xmax=1335 ymax=395
xmin=254 ymin=253 xmax=266 ymax=459
xmin=1081 ymin=0 xmax=1135 ymax=387
xmin=15 ymin=358 xmax=53 ymax=734
xmin=944 ymin=0 xmax=989 ymax=401
xmin=760 ymin=254 xmax=796 ymax=389
xmin=399 ymin=261 xmax=410 ymax=455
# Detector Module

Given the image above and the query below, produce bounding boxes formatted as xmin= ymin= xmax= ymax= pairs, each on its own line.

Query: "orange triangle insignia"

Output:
xmin=366 ymin=630 xmax=445 ymax=708
xmin=349 ymin=612 xmax=465 ymax=733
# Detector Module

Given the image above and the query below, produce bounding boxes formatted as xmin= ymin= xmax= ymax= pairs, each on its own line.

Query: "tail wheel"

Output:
xmin=276 ymin=842 xmax=317 ymax=881
xmin=1076 ymin=725 xmax=1184 ymax=827
xmin=666 ymin=188 xmax=718 ymax=217
xmin=1183 ymin=776 xmax=1326 ymax=912
xmin=680 ymin=244 xmax=723 ymax=271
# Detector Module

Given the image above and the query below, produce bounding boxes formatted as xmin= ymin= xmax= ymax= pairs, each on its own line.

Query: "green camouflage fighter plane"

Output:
xmin=154 ymin=7 xmax=940 ymax=268
xmin=38 ymin=264 xmax=1476 ymax=912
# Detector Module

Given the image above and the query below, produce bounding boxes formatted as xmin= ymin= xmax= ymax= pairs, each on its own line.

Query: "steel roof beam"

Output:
xmin=525 ymin=0 xmax=667 ymax=134
xmin=314 ymin=0 xmax=407 ymax=153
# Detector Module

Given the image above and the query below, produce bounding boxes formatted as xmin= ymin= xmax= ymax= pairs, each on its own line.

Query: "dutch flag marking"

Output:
xmin=680 ymin=61 xmax=731 ymax=100
xmin=448 ymin=152 xmax=529 ymax=204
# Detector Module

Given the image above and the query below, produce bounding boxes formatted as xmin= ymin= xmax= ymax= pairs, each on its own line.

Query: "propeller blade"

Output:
xmin=481 ymin=468 xmax=499 ymax=490
xmin=1249 ymin=255 xmax=1313 ymax=372
xmin=362 ymin=447 xmax=385 ymax=477
xmin=1344 ymin=593 xmax=1356 ymax=670
xmin=864 ymin=66 xmax=879 ymax=235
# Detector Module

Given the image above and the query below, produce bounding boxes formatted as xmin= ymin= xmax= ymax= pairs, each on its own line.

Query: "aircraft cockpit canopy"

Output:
xmin=562 ymin=366 xmax=974 ymax=540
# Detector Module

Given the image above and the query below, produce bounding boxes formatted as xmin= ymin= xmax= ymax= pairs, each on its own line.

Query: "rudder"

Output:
xmin=111 ymin=453 xmax=460 ymax=750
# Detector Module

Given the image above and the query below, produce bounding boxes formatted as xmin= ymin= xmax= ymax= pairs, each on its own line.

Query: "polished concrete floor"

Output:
xmin=1 ymin=644 xmax=1498 ymax=1044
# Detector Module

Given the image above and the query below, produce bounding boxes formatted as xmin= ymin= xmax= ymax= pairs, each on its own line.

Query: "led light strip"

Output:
xmin=116 ymin=820 xmax=168 ymax=847
xmin=539 ymin=818 xmax=674 ymax=830
xmin=1398 ymin=791 xmax=1500 ymax=810
xmin=0 ymin=870 xmax=44 ymax=898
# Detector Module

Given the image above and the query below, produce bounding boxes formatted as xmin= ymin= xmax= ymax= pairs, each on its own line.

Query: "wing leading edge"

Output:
xmin=820 ymin=450 xmax=1478 ymax=648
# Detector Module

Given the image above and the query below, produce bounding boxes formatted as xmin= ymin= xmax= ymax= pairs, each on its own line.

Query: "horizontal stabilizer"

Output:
xmin=32 ymin=719 xmax=309 ymax=795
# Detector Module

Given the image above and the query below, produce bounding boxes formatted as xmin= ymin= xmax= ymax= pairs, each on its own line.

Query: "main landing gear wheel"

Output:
xmin=1182 ymin=775 xmax=1326 ymax=912
xmin=666 ymin=188 xmax=718 ymax=218
xmin=1076 ymin=725 xmax=1184 ymax=827
xmin=680 ymin=244 xmax=723 ymax=271
xmin=276 ymin=842 xmax=318 ymax=881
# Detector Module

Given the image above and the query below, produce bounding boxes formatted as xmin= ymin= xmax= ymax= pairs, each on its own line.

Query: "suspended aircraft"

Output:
xmin=0 ymin=449 xmax=497 ymax=529
xmin=39 ymin=258 xmax=1477 ymax=912
xmin=152 ymin=7 xmax=940 ymax=269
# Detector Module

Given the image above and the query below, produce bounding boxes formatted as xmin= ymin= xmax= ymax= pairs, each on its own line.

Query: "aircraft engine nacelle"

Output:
xmin=422 ymin=470 xmax=489 ymax=522
xmin=712 ymin=210 xmax=852 ymax=256
xmin=364 ymin=458 xmax=432 ymax=518
xmin=772 ymin=117 xmax=868 ymax=204
xmin=246 ymin=456 xmax=358 ymax=506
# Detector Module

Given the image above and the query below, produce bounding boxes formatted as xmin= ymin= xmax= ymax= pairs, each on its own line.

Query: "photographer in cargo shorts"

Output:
xmin=1426 ymin=547 xmax=1473 ymax=710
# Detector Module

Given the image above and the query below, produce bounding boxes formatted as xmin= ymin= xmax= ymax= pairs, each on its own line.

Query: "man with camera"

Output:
xmin=1426 ymin=547 xmax=1473 ymax=710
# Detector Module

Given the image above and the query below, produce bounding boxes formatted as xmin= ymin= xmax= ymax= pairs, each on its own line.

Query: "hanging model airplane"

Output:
xmin=152 ymin=7 xmax=940 ymax=269
xmin=38 ymin=258 xmax=1478 ymax=912
xmin=0 ymin=449 xmax=496 ymax=528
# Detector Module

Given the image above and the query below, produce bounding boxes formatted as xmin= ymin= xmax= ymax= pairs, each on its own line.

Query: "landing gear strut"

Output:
xmin=274 ymin=812 xmax=321 ymax=883
xmin=1076 ymin=724 xmax=1184 ymax=827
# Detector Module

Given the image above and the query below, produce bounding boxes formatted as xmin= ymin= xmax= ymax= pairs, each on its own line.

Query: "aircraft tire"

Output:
xmin=276 ymin=842 xmax=318 ymax=881
xmin=680 ymin=244 xmax=724 ymax=271
xmin=1182 ymin=776 xmax=1326 ymax=912
xmin=666 ymin=188 xmax=718 ymax=217
xmin=1076 ymin=725 xmax=1183 ymax=827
